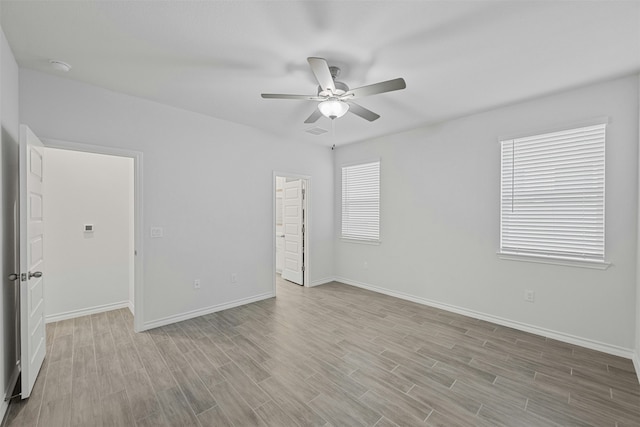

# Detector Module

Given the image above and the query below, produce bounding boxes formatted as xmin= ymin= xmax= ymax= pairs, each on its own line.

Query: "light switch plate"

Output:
xmin=150 ymin=227 xmax=163 ymax=238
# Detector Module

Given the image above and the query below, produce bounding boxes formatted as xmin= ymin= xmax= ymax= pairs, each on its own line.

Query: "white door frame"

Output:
xmin=42 ymin=138 xmax=145 ymax=333
xmin=273 ymin=171 xmax=310 ymax=293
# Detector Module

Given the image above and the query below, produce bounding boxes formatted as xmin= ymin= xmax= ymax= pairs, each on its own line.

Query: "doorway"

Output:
xmin=43 ymin=147 xmax=135 ymax=321
xmin=14 ymin=130 xmax=144 ymax=401
xmin=273 ymin=173 xmax=309 ymax=294
xmin=42 ymin=138 xmax=144 ymax=332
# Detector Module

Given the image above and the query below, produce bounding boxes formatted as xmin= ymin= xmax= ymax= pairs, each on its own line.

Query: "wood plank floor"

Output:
xmin=5 ymin=277 xmax=640 ymax=426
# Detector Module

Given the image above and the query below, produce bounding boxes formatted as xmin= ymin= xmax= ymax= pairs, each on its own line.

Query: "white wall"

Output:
xmin=43 ymin=148 xmax=133 ymax=321
xmin=0 ymin=22 xmax=20 ymax=417
xmin=19 ymin=69 xmax=334 ymax=328
xmin=334 ymin=75 xmax=639 ymax=355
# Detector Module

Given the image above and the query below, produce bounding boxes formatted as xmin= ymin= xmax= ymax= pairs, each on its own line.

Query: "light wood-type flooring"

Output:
xmin=5 ymin=277 xmax=640 ymax=426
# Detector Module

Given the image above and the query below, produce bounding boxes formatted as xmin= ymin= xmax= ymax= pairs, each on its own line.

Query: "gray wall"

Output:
xmin=334 ymin=75 xmax=639 ymax=354
xmin=19 ymin=69 xmax=335 ymax=328
xmin=0 ymin=23 xmax=20 ymax=415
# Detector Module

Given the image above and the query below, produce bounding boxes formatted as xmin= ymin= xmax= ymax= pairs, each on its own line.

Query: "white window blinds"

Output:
xmin=500 ymin=124 xmax=606 ymax=262
xmin=342 ymin=161 xmax=380 ymax=241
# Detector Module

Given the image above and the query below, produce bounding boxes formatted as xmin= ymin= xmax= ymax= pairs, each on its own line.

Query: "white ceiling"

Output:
xmin=2 ymin=1 xmax=639 ymax=147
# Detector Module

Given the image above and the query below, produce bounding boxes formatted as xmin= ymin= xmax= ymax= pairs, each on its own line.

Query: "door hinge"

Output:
xmin=302 ymin=264 xmax=305 ymax=272
xmin=302 ymin=188 xmax=305 ymax=198
xmin=302 ymin=225 xmax=305 ymax=234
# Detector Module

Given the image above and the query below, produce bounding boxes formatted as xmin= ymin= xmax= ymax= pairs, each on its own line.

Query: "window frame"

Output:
xmin=498 ymin=123 xmax=610 ymax=269
xmin=340 ymin=160 xmax=381 ymax=244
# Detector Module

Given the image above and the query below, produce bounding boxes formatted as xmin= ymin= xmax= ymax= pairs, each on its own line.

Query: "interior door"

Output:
xmin=19 ymin=125 xmax=46 ymax=399
xmin=281 ymin=179 xmax=304 ymax=285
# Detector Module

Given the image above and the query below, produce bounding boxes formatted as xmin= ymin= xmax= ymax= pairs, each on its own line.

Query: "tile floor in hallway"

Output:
xmin=4 ymin=276 xmax=640 ymax=426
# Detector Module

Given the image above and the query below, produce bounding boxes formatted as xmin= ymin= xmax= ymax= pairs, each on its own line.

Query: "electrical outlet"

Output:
xmin=231 ymin=273 xmax=237 ymax=284
xmin=194 ymin=279 xmax=201 ymax=289
xmin=524 ymin=290 xmax=535 ymax=302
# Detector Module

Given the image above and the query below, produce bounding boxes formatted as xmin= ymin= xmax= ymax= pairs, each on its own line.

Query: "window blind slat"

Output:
xmin=342 ymin=161 xmax=380 ymax=241
xmin=500 ymin=124 xmax=605 ymax=261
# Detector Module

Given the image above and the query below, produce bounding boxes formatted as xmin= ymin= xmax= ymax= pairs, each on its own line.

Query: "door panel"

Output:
xmin=19 ymin=125 xmax=46 ymax=398
xmin=281 ymin=179 xmax=304 ymax=285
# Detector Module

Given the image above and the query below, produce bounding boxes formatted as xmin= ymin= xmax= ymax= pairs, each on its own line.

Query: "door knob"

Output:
xmin=28 ymin=271 xmax=42 ymax=279
xmin=8 ymin=273 xmax=18 ymax=281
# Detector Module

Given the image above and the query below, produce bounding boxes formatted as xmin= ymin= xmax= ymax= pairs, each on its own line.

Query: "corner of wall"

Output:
xmin=309 ymin=277 xmax=335 ymax=287
xmin=636 ymin=71 xmax=640 ymax=384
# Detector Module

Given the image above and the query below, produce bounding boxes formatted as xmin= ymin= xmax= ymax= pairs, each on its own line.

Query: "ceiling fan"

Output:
xmin=261 ymin=57 xmax=406 ymax=123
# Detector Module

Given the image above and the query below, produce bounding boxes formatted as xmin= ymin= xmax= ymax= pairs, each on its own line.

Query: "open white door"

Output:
xmin=19 ymin=125 xmax=46 ymax=399
xmin=281 ymin=179 xmax=304 ymax=285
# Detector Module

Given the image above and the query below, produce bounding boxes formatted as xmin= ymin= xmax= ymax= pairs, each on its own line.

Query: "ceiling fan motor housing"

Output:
xmin=318 ymin=80 xmax=349 ymax=97
xmin=316 ymin=65 xmax=349 ymax=97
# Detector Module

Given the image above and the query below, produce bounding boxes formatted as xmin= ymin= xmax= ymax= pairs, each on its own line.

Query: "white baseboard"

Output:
xmin=633 ymin=351 xmax=640 ymax=384
xmin=142 ymin=292 xmax=274 ymax=331
xmin=309 ymin=277 xmax=334 ymax=287
xmin=45 ymin=301 xmax=130 ymax=323
xmin=335 ymin=276 xmax=635 ymax=360
xmin=127 ymin=300 xmax=135 ymax=316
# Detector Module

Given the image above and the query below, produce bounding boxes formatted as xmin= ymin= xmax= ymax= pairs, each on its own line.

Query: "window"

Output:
xmin=500 ymin=124 xmax=606 ymax=264
xmin=342 ymin=161 xmax=380 ymax=242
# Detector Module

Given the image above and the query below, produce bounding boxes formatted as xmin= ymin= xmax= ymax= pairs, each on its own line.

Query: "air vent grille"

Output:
xmin=306 ymin=127 xmax=328 ymax=135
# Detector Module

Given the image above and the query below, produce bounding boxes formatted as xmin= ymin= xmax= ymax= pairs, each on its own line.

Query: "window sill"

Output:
xmin=497 ymin=252 xmax=611 ymax=270
xmin=340 ymin=237 xmax=381 ymax=246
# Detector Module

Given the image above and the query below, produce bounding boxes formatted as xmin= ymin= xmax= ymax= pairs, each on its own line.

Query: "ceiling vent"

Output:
xmin=306 ymin=127 xmax=328 ymax=135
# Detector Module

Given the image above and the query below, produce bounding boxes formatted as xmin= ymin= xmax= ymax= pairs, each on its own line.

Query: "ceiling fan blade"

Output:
xmin=343 ymin=78 xmax=406 ymax=99
xmin=307 ymin=57 xmax=336 ymax=94
xmin=347 ymin=102 xmax=380 ymax=122
xmin=304 ymin=109 xmax=323 ymax=124
xmin=261 ymin=93 xmax=323 ymax=100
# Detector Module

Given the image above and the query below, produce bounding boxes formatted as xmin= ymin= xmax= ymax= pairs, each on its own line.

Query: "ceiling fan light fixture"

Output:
xmin=318 ymin=99 xmax=349 ymax=119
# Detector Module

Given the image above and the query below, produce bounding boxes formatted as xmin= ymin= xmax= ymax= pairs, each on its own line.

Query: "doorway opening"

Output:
xmin=273 ymin=173 xmax=310 ymax=295
xmin=14 ymin=129 xmax=144 ymax=401
xmin=44 ymin=148 xmax=135 ymax=319
xmin=42 ymin=138 xmax=144 ymax=332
